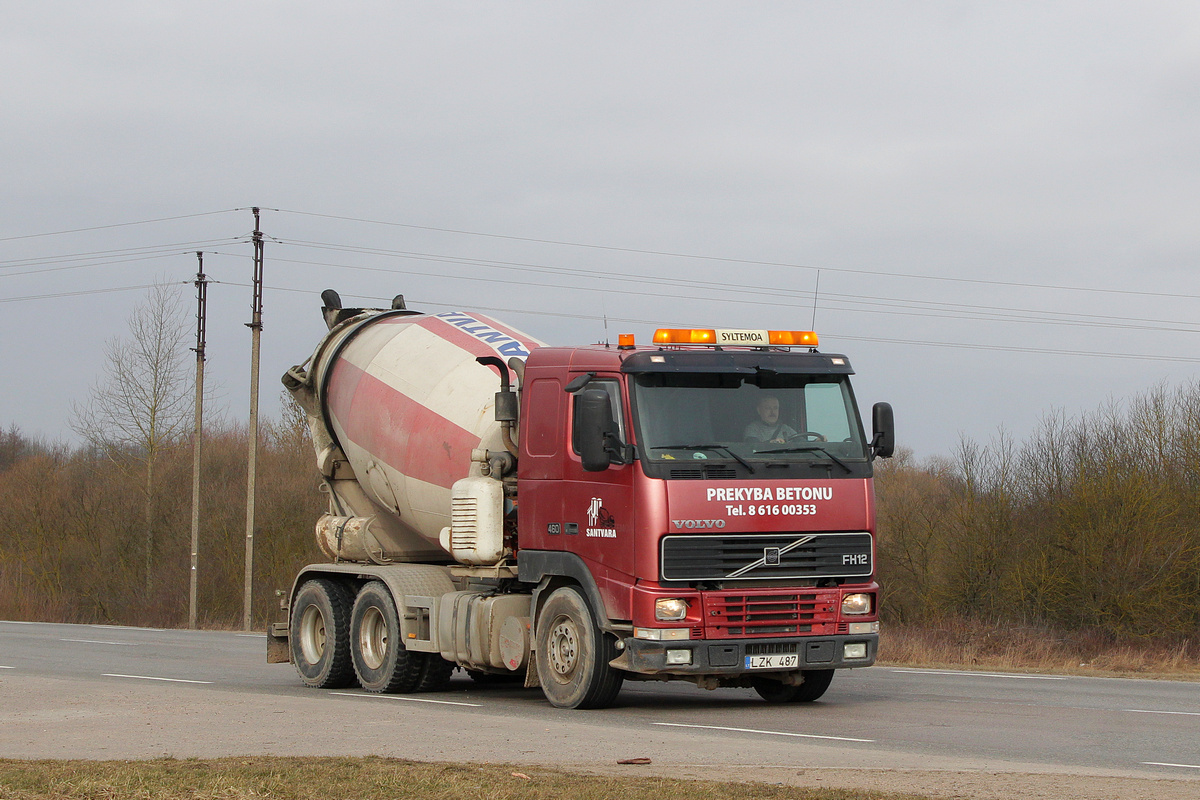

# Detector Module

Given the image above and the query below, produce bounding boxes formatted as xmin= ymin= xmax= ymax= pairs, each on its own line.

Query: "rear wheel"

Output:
xmin=350 ymin=581 xmax=424 ymax=693
xmin=535 ymin=586 xmax=623 ymax=709
xmin=290 ymin=579 xmax=355 ymax=689
xmin=753 ymin=669 xmax=834 ymax=703
xmin=416 ymin=655 xmax=456 ymax=692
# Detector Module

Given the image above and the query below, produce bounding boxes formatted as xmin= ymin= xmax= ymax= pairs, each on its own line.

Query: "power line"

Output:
xmin=236 ymin=250 xmax=1200 ymax=337
xmin=268 ymin=238 xmax=1200 ymax=333
xmin=9 ymin=231 xmax=1198 ymax=336
xmin=0 ymin=237 xmax=249 ymax=270
xmin=832 ymin=333 xmax=1200 ymax=364
xmin=6 ymin=208 xmax=1200 ymax=359
xmin=268 ymin=208 xmax=1200 ymax=301
xmin=0 ymin=283 xmax=181 ymax=303
xmin=210 ymin=280 xmax=1200 ymax=366
xmin=0 ymin=210 xmax=242 ymax=243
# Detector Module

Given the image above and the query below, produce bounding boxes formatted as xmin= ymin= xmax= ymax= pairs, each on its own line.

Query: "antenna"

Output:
xmin=810 ymin=269 xmax=821 ymax=330
xmin=600 ymin=294 xmax=610 ymax=346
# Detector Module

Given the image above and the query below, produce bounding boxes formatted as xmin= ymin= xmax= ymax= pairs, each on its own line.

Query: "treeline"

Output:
xmin=3 ymin=382 xmax=1199 ymax=639
xmin=876 ymin=382 xmax=1200 ymax=638
xmin=0 ymin=414 xmax=324 ymax=628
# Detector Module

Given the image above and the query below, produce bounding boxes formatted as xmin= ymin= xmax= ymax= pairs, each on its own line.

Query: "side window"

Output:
xmin=804 ymin=382 xmax=854 ymax=442
xmin=571 ymin=378 xmax=626 ymax=457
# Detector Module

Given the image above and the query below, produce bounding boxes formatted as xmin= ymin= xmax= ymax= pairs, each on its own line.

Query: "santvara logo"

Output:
xmin=586 ymin=497 xmax=617 ymax=538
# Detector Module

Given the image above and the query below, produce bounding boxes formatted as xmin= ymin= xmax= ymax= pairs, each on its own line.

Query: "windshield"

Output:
xmin=631 ymin=373 xmax=868 ymax=471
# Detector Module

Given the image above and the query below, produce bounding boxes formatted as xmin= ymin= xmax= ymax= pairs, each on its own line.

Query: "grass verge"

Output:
xmin=879 ymin=620 xmax=1200 ymax=679
xmin=0 ymin=757 xmax=935 ymax=800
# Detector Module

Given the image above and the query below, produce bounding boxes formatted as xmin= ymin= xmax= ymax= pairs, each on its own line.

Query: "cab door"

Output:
xmin=560 ymin=375 xmax=635 ymax=622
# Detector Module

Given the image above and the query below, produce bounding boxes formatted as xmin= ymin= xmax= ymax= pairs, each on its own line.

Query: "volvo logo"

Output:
xmin=764 ymin=547 xmax=781 ymax=565
xmin=671 ymin=519 xmax=727 ymax=529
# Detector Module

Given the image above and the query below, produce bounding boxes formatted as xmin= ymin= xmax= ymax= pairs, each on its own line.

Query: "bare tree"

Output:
xmin=71 ymin=282 xmax=192 ymax=597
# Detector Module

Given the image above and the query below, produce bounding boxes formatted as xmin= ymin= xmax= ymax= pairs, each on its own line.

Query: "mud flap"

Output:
xmin=523 ymin=644 xmax=540 ymax=688
xmin=266 ymin=622 xmax=291 ymax=664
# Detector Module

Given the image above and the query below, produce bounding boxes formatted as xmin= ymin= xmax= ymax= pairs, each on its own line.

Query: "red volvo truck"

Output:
xmin=269 ymin=290 xmax=894 ymax=708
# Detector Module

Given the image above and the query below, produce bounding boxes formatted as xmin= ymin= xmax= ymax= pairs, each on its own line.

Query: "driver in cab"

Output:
xmin=743 ymin=395 xmax=796 ymax=444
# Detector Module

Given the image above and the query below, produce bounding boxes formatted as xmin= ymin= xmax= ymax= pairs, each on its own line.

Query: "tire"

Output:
xmin=791 ymin=669 xmax=834 ymax=702
xmin=290 ymin=578 xmax=356 ymax=689
xmin=753 ymin=669 xmax=834 ymax=703
xmin=535 ymin=586 xmax=623 ymax=709
xmin=752 ymin=677 xmax=801 ymax=703
xmin=349 ymin=581 xmax=425 ymax=693
xmin=416 ymin=656 xmax=456 ymax=692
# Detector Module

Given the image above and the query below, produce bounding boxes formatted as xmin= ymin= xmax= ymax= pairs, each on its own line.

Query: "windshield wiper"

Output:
xmin=755 ymin=444 xmax=852 ymax=473
xmin=654 ymin=444 xmax=756 ymax=474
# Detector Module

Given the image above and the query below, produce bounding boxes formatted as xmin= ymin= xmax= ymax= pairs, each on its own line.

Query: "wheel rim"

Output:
xmin=298 ymin=605 xmax=326 ymax=665
xmin=358 ymin=605 xmax=389 ymax=670
xmin=547 ymin=615 xmax=580 ymax=682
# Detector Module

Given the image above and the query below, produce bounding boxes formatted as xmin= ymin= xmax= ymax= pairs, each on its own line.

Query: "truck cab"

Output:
xmin=514 ymin=328 xmax=892 ymax=706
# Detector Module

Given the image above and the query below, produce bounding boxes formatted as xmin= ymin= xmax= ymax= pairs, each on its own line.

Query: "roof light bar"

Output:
xmin=653 ymin=328 xmax=716 ymax=345
xmin=769 ymin=330 xmax=819 ymax=346
xmin=653 ymin=328 xmax=818 ymax=347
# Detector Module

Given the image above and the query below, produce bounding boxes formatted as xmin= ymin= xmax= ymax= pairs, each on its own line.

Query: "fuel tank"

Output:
xmin=285 ymin=298 xmax=543 ymax=562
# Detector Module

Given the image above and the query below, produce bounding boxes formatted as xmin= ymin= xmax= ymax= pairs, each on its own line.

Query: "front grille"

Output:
xmin=745 ymin=642 xmax=798 ymax=656
xmin=705 ymin=590 xmax=839 ymax=638
xmin=661 ymin=532 xmax=872 ymax=581
xmin=669 ymin=465 xmax=738 ymax=480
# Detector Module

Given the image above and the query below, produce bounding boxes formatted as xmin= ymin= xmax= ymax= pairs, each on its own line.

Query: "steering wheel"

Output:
xmin=786 ymin=431 xmax=827 ymax=443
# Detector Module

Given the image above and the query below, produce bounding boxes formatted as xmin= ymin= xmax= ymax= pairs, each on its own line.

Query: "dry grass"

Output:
xmin=0 ymin=757 xmax=933 ymax=800
xmin=879 ymin=620 xmax=1200 ymax=679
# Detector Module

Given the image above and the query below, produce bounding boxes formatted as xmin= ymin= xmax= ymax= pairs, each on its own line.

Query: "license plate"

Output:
xmin=744 ymin=654 xmax=798 ymax=670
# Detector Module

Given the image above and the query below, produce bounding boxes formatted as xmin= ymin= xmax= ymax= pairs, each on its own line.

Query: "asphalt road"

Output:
xmin=2 ymin=620 xmax=1198 ymax=798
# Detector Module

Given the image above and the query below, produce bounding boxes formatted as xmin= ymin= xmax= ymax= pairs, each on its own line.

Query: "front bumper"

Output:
xmin=612 ymin=632 xmax=878 ymax=675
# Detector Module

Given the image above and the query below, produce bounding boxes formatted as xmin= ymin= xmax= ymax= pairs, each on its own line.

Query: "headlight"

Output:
xmin=665 ymin=648 xmax=693 ymax=665
xmin=841 ymin=593 xmax=872 ymax=615
xmin=654 ymin=597 xmax=689 ymax=621
xmin=844 ymin=642 xmax=868 ymax=659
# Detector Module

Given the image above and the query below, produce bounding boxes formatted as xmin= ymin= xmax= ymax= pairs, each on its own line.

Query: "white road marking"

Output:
xmin=0 ymin=665 xmax=13 ymax=669
xmin=0 ymin=621 xmax=37 ymax=625
xmin=890 ymin=669 xmax=1068 ymax=681
xmin=1125 ymin=709 xmax=1200 ymax=717
xmin=235 ymin=633 xmax=266 ymax=638
xmin=331 ymin=691 xmax=482 ymax=708
xmin=90 ymin=625 xmax=165 ymax=632
xmin=61 ymin=638 xmax=138 ymax=646
xmin=1143 ymin=761 xmax=1200 ymax=770
xmin=652 ymin=722 xmax=874 ymax=743
xmin=103 ymin=673 xmax=213 ymax=684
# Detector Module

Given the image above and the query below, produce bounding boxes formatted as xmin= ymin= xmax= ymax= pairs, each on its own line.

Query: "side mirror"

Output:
xmin=871 ymin=402 xmax=895 ymax=459
xmin=577 ymin=389 xmax=615 ymax=472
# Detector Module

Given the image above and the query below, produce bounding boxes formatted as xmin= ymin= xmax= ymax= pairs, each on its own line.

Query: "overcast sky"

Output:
xmin=3 ymin=2 xmax=1199 ymax=460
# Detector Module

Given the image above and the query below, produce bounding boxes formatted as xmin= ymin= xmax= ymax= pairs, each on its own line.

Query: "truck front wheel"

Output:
xmin=535 ymin=586 xmax=623 ymax=709
xmin=290 ymin=578 xmax=355 ymax=689
xmin=753 ymin=669 xmax=834 ymax=703
xmin=350 ymin=581 xmax=425 ymax=693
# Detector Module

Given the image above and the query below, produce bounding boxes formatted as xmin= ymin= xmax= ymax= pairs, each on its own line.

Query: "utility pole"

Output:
xmin=243 ymin=208 xmax=264 ymax=631
xmin=189 ymin=253 xmax=208 ymax=629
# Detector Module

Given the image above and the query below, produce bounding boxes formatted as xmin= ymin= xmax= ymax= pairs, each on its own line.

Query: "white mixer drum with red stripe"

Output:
xmin=311 ymin=309 xmax=543 ymax=558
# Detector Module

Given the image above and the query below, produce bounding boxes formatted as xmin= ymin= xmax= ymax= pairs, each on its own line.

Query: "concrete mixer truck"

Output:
xmin=267 ymin=290 xmax=894 ymax=709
